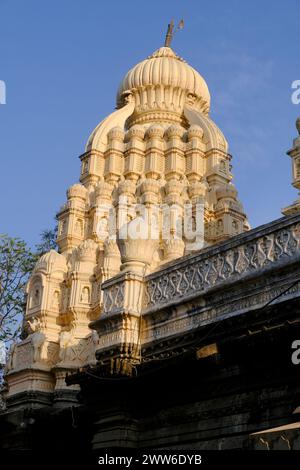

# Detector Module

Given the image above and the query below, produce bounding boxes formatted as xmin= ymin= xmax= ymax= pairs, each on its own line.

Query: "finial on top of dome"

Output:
xmin=164 ymin=18 xmax=184 ymax=48
xmin=296 ymin=117 xmax=300 ymax=135
xmin=164 ymin=20 xmax=174 ymax=47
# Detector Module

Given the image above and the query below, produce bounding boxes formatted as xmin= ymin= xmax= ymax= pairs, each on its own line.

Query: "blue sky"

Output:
xmin=0 ymin=0 xmax=299 ymax=247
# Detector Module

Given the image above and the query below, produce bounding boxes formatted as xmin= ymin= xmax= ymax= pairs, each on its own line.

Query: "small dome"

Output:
xmin=118 ymin=179 xmax=136 ymax=196
xmin=107 ymin=126 xmax=125 ymax=141
xmin=125 ymin=125 xmax=145 ymax=141
xmin=67 ymin=184 xmax=87 ymax=200
xmin=187 ymin=124 xmax=204 ymax=140
xmin=215 ymin=185 xmax=238 ymax=200
xmin=139 ymin=178 xmax=160 ymax=194
xmin=145 ymin=124 xmax=164 ymax=139
xmin=77 ymin=239 xmax=98 ymax=263
xmin=165 ymin=124 xmax=185 ymax=139
xmin=35 ymin=250 xmax=67 ymax=272
xmin=117 ymin=47 xmax=210 ymax=115
xmin=94 ymin=181 xmax=113 ymax=199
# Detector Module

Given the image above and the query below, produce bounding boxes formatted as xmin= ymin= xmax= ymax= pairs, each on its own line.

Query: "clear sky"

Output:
xmin=0 ymin=0 xmax=299 ymax=247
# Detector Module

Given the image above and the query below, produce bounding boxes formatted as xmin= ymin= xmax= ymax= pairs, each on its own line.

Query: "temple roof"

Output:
xmin=116 ymin=46 xmax=210 ymax=115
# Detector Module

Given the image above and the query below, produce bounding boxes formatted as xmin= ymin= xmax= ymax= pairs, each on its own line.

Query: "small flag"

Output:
xmin=178 ymin=19 xmax=184 ymax=30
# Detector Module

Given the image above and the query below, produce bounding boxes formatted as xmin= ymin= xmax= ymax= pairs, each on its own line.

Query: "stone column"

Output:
xmin=90 ymin=218 xmax=158 ymax=376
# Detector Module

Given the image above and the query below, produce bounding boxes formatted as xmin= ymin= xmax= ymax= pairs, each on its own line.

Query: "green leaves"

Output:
xmin=0 ymin=227 xmax=57 ymax=344
xmin=35 ymin=227 xmax=57 ymax=257
xmin=0 ymin=235 xmax=35 ymax=342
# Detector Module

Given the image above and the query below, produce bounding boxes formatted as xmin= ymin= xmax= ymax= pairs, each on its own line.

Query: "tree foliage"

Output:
xmin=0 ymin=235 xmax=35 ymax=342
xmin=0 ymin=228 xmax=57 ymax=344
xmin=35 ymin=227 xmax=57 ymax=257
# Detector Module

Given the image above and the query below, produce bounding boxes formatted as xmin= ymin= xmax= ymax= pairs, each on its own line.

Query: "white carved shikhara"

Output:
xmin=5 ymin=44 xmax=300 ymax=392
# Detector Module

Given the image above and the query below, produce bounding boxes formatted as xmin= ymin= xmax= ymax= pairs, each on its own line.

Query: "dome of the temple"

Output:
xmin=116 ymin=47 xmax=210 ymax=115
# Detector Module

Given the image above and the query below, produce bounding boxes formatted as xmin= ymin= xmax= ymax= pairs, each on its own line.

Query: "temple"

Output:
xmin=1 ymin=37 xmax=300 ymax=451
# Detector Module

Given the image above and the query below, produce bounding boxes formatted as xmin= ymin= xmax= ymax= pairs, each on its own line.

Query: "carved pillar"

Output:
xmin=185 ymin=181 xmax=206 ymax=252
xmin=68 ymin=239 xmax=98 ymax=335
xmin=165 ymin=124 xmax=185 ymax=181
xmin=185 ymin=125 xmax=205 ymax=183
xmin=104 ymin=127 xmax=124 ymax=185
xmin=91 ymin=219 xmax=158 ymax=376
xmin=57 ymin=184 xmax=87 ymax=253
xmin=79 ymin=149 xmax=104 ymax=189
xmin=162 ymin=179 xmax=185 ymax=261
xmin=144 ymin=125 xmax=164 ymax=180
xmin=212 ymin=185 xmax=249 ymax=242
xmin=124 ymin=125 xmax=145 ymax=181
xmin=91 ymin=181 xmax=114 ymax=245
xmin=53 ymin=239 xmax=99 ymax=396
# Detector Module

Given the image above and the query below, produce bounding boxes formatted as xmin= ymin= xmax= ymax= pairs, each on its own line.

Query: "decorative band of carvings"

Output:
xmin=144 ymin=219 xmax=300 ymax=310
xmin=103 ymin=282 xmax=125 ymax=314
xmin=142 ymin=278 xmax=300 ymax=343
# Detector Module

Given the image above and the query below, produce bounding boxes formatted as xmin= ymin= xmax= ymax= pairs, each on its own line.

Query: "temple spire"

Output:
xmin=164 ymin=19 xmax=184 ymax=48
xmin=164 ymin=20 xmax=174 ymax=47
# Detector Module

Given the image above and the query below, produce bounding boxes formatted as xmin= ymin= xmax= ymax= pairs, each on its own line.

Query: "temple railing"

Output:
xmin=143 ymin=214 xmax=300 ymax=313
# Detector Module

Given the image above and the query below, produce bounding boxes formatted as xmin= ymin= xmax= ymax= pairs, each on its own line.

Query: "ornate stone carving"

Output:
xmin=77 ymin=239 xmax=98 ymax=262
xmin=57 ymin=330 xmax=99 ymax=367
xmin=58 ymin=331 xmax=76 ymax=365
xmin=163 ymin=238 xmax=185 ymax=262
xmin=103 ymin=282 xmax=125 ymax=313
xmin=5 ymin=41 xmax=256 ymax=392
xmin=30 ymin=332 xmax=46 ymax=363
xmin=6 ymin=343 xmax=18 ymax=372
xmin=144 ymin=220 xmax=300 ymax=310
